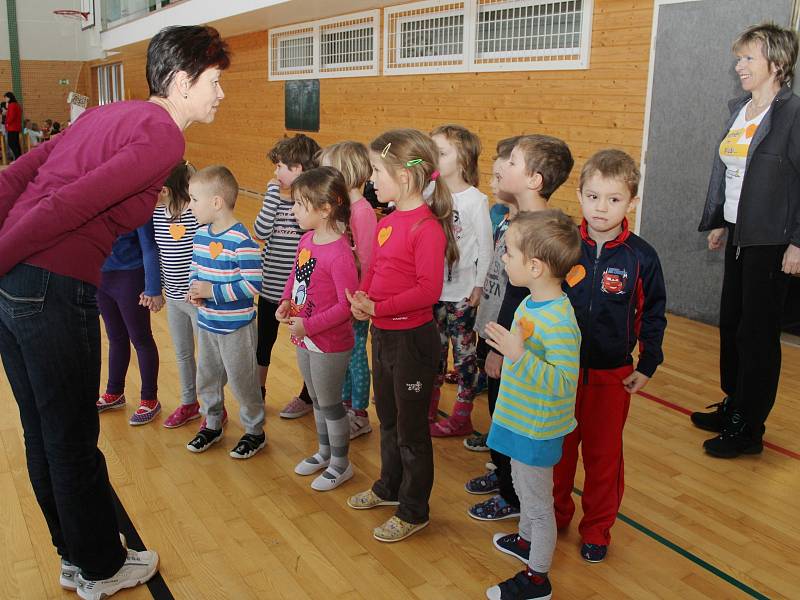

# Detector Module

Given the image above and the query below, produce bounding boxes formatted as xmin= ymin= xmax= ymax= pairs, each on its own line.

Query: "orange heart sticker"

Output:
xmin=745 ymin=123 xmax=758 ymax=139
xmin=565 ymin=264 xmax=586 ymax=287
xmin=518 ymin=317 xmax=535 ymax=340
xmin=378 ymin=226 xmax=392 ymax=246
xmin=209 ymin=241 xmax=223 ymax=259
xmin=298 ymin=248 xmax=312 ymax=266
xmin=169 ymin=224 xmax=186 ymax=241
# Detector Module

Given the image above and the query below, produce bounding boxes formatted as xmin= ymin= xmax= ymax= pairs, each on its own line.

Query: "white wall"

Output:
xmin=1 ymin=0 xmax=103 ymax=61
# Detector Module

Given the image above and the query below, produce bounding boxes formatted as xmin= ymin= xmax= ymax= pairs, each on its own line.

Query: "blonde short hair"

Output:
xmin=191 ymin=165 xmax=239 ymax=209
xmin=509 ymin=209 xmax=581 ymax=280
xmin=733 ymin=22 xmax=799 ymax=86
xmin=317 ymin=141 xmax=372 ymax=190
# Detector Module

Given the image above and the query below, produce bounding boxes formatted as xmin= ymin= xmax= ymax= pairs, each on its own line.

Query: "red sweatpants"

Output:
xmin=553 ymin=365 xmax=633 ymax=546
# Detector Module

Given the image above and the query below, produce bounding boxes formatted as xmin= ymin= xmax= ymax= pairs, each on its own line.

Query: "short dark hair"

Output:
xmin=268 ymin=134 xmax=321 ymax=171
xmin=515 ymin=135 xmax=574 ymax=200
xmin=495 ymin=135 xmax=523 ymax=160
xmin=191 ymin=165 xmax=239 ymax=209
xmin=147 ymin=26 xmax=231 ymax=98
xmin=509 ymin=209 xmax=582 ymax=280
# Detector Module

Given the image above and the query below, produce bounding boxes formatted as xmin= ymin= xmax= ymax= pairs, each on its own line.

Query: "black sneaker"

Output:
xmin=690 ymin=396 xmax=732 ymax=432
xmin=580 ymin=543 xmax=607 ymax=563
xmin=492 ymin=533 xmax=530 ymax=564
xmin=464 ymin=434 xmax=490 ymax=452
xmin=703 ymin=413 xmax=762 ymax=458
xmin=229 ymin=433 xmax=267 ymax=459
xmin=486 ymin=570 xmax=552 ymax=600
xmin=186 ymin=427 xmax=223 ymax=453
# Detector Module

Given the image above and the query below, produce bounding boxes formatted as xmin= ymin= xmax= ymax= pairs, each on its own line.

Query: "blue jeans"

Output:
xmin=0 ymin=264 xmax=126 ymax=579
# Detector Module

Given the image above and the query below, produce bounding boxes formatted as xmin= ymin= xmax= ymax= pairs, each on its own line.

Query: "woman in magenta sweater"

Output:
xmin=0 ymin=26 xmax=229 ymax=600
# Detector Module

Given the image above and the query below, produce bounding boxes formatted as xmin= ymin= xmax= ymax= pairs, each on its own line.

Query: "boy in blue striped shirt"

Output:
xmin=484 ymin=210 xmax=582 ymax=600
xmin=185 ymin=166 xmax=266 ymax=459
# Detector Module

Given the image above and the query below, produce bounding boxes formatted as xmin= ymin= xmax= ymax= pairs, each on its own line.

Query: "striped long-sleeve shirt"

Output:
xmin=152 ymin=204 xmax=199 ymax=300
xmin=487 ymin=293 xmax=581 ymax=467
xmin=253 ymin=182 xmax=303 ymax=302
xmin=188 ymin=222 xmax=261 ymax=334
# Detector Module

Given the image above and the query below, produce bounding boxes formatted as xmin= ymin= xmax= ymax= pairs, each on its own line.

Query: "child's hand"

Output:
xmin=345 ymin=289 xmax=375 ymax=318
xmin=485 ymin=322 xmax=524 ymax=363
xmin=707 ymin=227 xmax=726 ymax=251
xmin=468 ymin=286 xmax=483 ymax=307
xmin=143 ymin=294 xmax=165 ymax=313
xmin=288 ymin=317 xmax=306 ymax=338
xmin=275 ymin=300 xmax=291 ymax=323
xmin=622 ymin=370 xmax=650 ymax=394
xmin=484 ymin=350 xmax=503 ymax=379
xmin=268 ymin=178 xmax=280 ymax=187
xmin=188 ymin=280 xmax=213 ymax=299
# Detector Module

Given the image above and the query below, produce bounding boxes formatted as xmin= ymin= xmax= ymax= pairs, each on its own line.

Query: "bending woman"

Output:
xmin=0 ymin=25 xmax=229 ymax=599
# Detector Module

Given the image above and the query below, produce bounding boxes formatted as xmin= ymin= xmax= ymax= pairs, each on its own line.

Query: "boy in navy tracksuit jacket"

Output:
xmin=553 ymin=149 xmax=667 ymax=563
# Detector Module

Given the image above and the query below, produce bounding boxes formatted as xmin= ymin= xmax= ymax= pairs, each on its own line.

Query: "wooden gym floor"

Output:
xmin=0 ymin=195 xmax=797 ymax=599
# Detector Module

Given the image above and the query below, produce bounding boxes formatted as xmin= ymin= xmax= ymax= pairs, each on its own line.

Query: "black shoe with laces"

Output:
xmin=690 ymin=396 xmax=732 ymax=432
xmin=486 ymin=570 xmax=552 ymax=600
xmin=703 ymin=412 xmax=763 ymax=458
xmin=230 ymin=432 xmax=267 ymax=459
xmin=492 ymin=533 xmax=530 ymax=564
xmin=186 ymin=427 xmax=223 ymax=453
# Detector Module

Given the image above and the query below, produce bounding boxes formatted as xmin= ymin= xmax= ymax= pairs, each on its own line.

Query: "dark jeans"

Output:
xmin=7 ymin=130 xmax=21 ymax=159
xmin=478 ymin=336 xmax=520 ymax=507
xmin=371 ymin=321 xmax=438 ymax=524
xmin=719 ymin=224 xmax=790 ymax=431
xmin=0 ymin=264 xmax=126 ymax=579
xmin=97 ymin=268 xmax=158 ymax=400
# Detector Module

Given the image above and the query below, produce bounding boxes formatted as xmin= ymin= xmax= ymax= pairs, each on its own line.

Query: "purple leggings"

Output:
xmin=97 ymin=268 xmax=159 ymax=400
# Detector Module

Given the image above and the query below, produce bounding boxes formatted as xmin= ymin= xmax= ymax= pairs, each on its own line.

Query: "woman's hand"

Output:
xmin=782 ymin=244 xmax=800 ymax=275
xmin=275 ymin=300 xmax=291 ymax=323
xmin=707 ymin=227 xmax=726 ymax=251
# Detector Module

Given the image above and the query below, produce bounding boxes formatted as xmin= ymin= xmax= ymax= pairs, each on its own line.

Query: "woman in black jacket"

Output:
xmin=694 ymin=23 xmax=800 ymax=458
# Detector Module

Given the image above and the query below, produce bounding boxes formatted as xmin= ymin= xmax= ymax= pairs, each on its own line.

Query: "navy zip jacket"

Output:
xmin=564 ymin=219 xmax=667 ymax=377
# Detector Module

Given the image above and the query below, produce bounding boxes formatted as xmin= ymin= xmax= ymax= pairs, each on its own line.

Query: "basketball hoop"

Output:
xmin=53 ymin=9 xmax=89 ymax=21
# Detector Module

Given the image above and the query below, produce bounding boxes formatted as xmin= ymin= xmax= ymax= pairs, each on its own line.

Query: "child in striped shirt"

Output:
xmin=484 ymin=210 xmax=582 ymax=600
xmin=185 ymin=166 xmax=266 ymax=459
xmin=254 ymin=134 xmax=320 ymax=416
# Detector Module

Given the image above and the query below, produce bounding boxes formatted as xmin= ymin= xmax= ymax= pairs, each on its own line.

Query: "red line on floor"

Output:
xmin=635 ymin=390 xmax=800 ymax=461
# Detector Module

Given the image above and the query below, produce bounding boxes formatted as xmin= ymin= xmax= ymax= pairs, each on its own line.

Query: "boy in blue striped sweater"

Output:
xmin=484 ymin=210 xmax=582 ymax=600
xmin=185 ymin=166 xmax=266 ymax=459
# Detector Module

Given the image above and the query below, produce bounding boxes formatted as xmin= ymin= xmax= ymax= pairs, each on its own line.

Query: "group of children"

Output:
xmin=94 ymin=124 xmax=666 ymax=600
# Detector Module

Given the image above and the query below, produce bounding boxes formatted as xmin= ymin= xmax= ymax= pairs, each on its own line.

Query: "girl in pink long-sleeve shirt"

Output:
xmin=319 ymin=141 xmax=378 ymax=440
xmin=345 ymin=128 xmax=459 ymax=543
xmin=277 ymin=166 xmax=359 ymax=492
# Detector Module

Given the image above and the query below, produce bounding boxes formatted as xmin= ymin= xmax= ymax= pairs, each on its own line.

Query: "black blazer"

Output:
xmin=699 ymin=85 xmax=800 ymax=248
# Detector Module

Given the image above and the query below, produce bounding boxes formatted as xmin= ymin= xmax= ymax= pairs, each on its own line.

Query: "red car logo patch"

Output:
xmin=600 ymin=267 xmax=627 ymax=295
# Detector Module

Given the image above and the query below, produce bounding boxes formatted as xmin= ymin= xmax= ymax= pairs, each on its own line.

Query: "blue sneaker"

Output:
xmin=492 ymin=532 xmax=530 ymax=564
xmin=468 ymin=495 xmax=520 ymax=521
xmin=581 ymin=543 xmax=608 ymax=563
xmin=465 ymin=470 xmax=499 ymax=495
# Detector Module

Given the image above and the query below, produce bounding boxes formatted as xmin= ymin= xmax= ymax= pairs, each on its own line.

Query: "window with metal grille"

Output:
xmin=96 ymin=62 xmax=124 ymax=105
xmin=384 ymin=1 xmax=468 ymax=74
xmin=268 ymin=11 xmax=380 ymax=80
xmin=384 ymin=0 xmax=592 ymax=75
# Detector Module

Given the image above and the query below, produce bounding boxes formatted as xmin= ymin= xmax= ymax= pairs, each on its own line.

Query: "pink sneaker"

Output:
xmin=279 ymin=396 xmax=313 ymax=419
xmin=97 ymin=393 xmax=126 ymax=413
xmin=163 ymin=402 xmax=201 ymax=428
xmin=430 ymin=415 xmax=473 ymax=437
xmin=200 ymin=407 xmax=228 ymax=430
xmin=129 ymin=399 xmax=161 ymax=426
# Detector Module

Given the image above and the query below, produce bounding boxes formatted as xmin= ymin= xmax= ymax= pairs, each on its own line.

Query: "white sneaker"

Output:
xmin=60 ymin=533 xmax=127 ymax=590
xmin=76 ymin=549 xmax=158 ymax=600
xmin=348 ymin=410 xmax=373 ymax=440
xmin=311 ymin=464 xmax=354 ymax=491
xmin=294 ymin=453 xmax=330 ymax=475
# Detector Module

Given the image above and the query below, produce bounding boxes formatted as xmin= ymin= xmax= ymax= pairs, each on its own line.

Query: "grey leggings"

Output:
xmin=511 ymin=459 xmax=557 ymax=574
xmin=295 ymin=347 xmax=352 ymax=473
xmin=166 ymin=298 xmax=198 ymax=405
